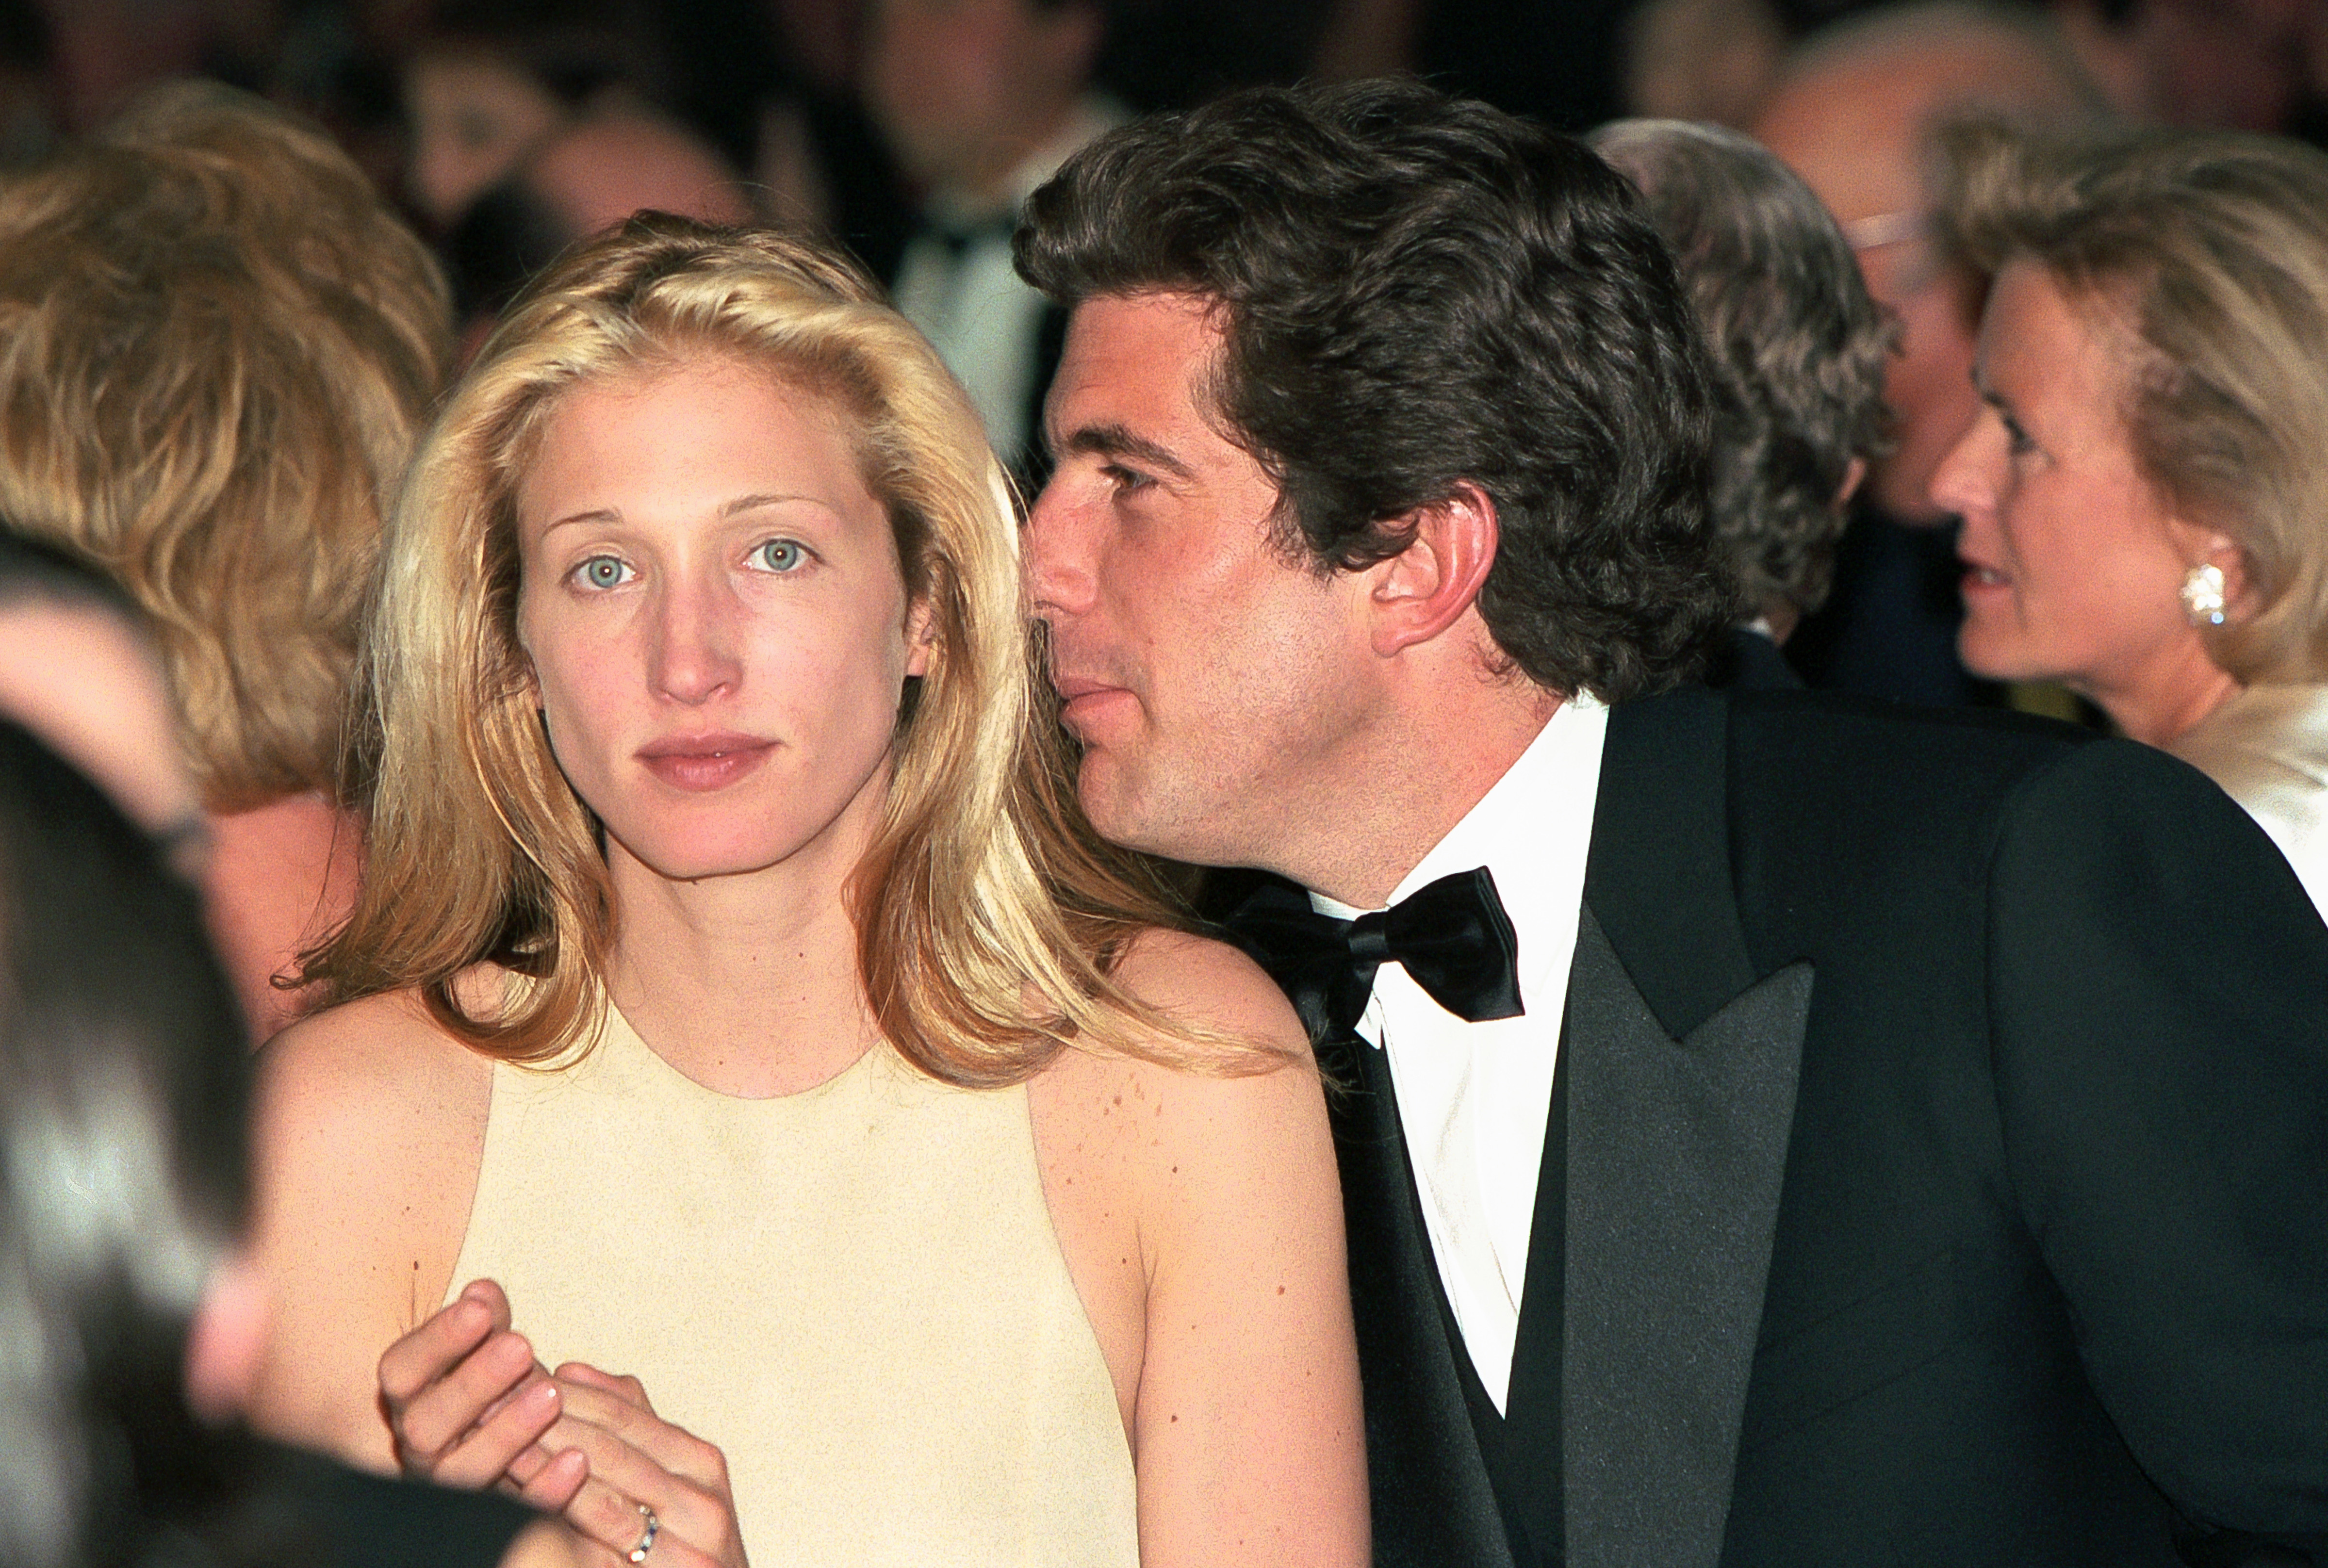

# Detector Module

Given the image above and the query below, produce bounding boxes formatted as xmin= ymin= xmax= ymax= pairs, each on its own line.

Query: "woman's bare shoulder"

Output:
xmin=1033 ymin=925 xmax=1326 ymax=1190
xmin=1108 ymin=925 xmax=1310 ymax=1062
xmin=258 ymin=968 xmax=507 ymax=1121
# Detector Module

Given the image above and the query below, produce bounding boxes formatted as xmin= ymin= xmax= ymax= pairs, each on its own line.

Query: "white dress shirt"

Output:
xmin=890 ymin=97 xmax=1124 ymax=460
xmin=1311 ymin=696 xmax=1608 ymax=1412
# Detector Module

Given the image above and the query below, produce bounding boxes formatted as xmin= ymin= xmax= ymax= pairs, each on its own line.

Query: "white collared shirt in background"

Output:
xmin=1310 ymin=695 xmax=1607 ymax=1412
xmin=890 ymin=97 xmax=1124 ymax=459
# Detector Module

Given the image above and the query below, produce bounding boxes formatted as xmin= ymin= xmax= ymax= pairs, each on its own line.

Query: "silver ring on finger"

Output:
xmin=627 ymin=1504 xmax=659 ymax=1563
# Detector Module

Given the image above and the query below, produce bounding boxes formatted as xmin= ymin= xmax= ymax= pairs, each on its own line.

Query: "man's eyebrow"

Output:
xmin=1056 ymin=422 xmax=1194 ymax=481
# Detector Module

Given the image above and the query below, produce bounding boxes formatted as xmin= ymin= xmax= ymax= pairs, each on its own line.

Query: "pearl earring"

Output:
xmin=2180 ymin=562 xmax=2228 ymax=627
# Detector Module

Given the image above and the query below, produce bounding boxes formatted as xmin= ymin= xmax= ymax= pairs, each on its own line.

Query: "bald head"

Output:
xmin=1757 ymin=4 xmax=2098 ymax=220
xmin=526 ymin=110 xmax=754 ymax=238
xmin=1753 ymin=1 xmax=2101 ymax=520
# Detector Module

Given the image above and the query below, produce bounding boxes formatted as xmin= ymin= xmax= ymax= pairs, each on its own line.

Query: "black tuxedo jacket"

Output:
xmin=1306 ymin=686 xmax=2328 ymax=1568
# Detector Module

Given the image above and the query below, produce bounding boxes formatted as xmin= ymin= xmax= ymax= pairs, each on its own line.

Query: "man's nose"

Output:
xmin=1024 ymin=481 xmax=1097 ymax=619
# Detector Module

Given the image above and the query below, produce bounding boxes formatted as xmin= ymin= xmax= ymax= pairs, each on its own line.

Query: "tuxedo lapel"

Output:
xmin=1561 ymin=910 xmax=1809 ymax=1568
xmin=1582 ymin=687 xmax=1756 ymax=1038
xmin=1321 ymin=1029 xmax=1518 ymax=1568
xmin=1551 ymin=688 xmax=1812 ymax=1568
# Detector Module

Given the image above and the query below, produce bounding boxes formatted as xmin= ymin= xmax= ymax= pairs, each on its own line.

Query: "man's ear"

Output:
xmin=1834 ymin=456 xmax=1868 ymax=513
xmin=1364 ymin=481 xmax=1499 ymax=658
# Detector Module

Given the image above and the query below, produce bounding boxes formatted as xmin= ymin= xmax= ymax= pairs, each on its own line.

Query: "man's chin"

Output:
xmin=1073 ymin=754 xmax=1189 ymax=861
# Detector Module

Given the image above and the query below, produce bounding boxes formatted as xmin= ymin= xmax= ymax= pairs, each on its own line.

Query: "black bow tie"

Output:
xmin=1220 ymin=867 xmax=1525 ymax=1044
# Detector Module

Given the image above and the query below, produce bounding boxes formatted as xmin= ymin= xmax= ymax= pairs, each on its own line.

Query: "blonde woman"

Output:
xmin=247 ymin=216 xmax=1366 ymax=1568
xmin=1931 ymin=123 xmax=2328 ymax=915
xmin=0 ymin=81 xmax=453 ymax=1039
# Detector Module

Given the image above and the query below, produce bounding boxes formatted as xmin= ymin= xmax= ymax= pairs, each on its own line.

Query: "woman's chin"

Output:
xmin=1955 ymin=628 xmax=2050 ymax=687
xmin=613 ymin=834 xmax=808 ymax=887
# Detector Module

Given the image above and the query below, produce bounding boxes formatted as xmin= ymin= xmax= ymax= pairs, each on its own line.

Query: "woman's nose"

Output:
xmin=648 ymin=577 xmax=743 ymax=704
xmin=1928 ymin=409 xmax=1999 ymax=523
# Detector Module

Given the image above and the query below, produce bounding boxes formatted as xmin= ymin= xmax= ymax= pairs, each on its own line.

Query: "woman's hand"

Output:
xmin=378 ymin=1282 xmax=748 ymax=1566
xmin=377 ymin=1279 xmax=588 ymax=1508
xmin=538 ymin=1363 xmax=750 ymax=1568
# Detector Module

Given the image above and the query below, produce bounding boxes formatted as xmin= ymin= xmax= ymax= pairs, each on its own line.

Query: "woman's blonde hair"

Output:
xmin=0 ymin=81 xmax=453 ymax=808
xmin=309 ymin=214 xmax=1250 ymax=1086
xmin=1942 ymin=121 xmax=2328 ymax=684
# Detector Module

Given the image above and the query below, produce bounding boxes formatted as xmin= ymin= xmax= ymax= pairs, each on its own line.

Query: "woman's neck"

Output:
xmin=599 ymin=810 xmax=883 ymax=1098
xmin=2087 ymin=634 xmax=2243 ymax=749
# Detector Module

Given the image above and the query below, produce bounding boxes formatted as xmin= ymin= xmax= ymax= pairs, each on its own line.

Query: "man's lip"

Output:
xmin=1052 ymin=674 xmax=1127 ymax=701
xmin=1960 ymin=559 xmax=2010 ymax=588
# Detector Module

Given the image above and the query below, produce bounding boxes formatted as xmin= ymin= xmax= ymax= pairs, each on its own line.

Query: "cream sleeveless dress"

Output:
xmin=443 ymin=1001 xmax=1139 ymax=1567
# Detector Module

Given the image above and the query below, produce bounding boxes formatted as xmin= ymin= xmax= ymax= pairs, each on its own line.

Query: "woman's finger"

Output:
xmin=569 ymin=1520 xmax=723 ymax=1568
xmin=557 ymin=1360 xmax=653 ymax=1414
xmin=377 ymin=1289 xmax=496 ymax=1407
xmin=556 ymin=1468 xmax=732 ymax=1567
xmin=419 ymin=1367 xmax=562 ymax=1490
xmin=503 ymin=1437 xmax=590 ymax=1512
xmin=387 ymin=1323 xmax=539 ymax=1464
xmin=537 ymin=1416 xmax=742 ymax=1568
xmin=551 ymin=1373 xmax=730 ymax=1498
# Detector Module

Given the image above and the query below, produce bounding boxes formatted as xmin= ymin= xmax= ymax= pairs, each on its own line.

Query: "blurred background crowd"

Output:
xmin=0 ymin=0 xmax=2318 ymax=1012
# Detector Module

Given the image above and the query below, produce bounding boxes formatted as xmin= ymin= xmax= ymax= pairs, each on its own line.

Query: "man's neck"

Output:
xmin=1283 ymin=673 xmax=1561 ymax=910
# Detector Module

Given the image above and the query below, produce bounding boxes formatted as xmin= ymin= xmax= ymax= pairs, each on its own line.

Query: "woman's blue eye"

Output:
xmin=755 ymin=538 xmax=806 ymax=572
xmin=578 ymin=555 xmax=629 ymax=589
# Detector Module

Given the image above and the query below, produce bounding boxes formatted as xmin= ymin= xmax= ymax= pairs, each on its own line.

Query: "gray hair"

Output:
xmin=1592 ymin=118 xmax=1893 ymax=621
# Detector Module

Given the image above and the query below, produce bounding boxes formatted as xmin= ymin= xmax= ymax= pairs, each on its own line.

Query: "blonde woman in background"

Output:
xmin=0 ymin=81 xmax=454 ymax=1037
xmin=1932 ymin=122 xmax=2328 ymax=915
xmin=248 ymin=217 xmax=1365 ymax=1568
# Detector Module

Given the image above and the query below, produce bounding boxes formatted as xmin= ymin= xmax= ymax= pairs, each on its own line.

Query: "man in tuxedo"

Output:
xmin=1016 ymin=80 xmax=2328 ymax=1567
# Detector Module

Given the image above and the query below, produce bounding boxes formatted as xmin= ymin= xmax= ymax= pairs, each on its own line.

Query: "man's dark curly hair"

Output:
xmin=1014 ymin=78 xmax=1738 ymax=703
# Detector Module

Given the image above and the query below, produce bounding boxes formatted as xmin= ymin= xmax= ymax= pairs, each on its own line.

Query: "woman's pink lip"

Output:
xmin=638 ymin=737 xmax=775 ymax=792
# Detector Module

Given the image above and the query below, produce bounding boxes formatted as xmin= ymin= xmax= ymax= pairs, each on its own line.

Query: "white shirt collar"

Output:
xmin=1312 ymin=692 xmax=1605 ymax=1012
xmin=1303 ymin=694 xmax=1608 ymax=1413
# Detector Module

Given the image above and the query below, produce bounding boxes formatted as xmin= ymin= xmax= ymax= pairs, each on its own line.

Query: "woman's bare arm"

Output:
xmin=1035 ymin=931 xmax=1369 ymax=1568
xmin=246 ymin=989 xmax=494 ymax=1470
